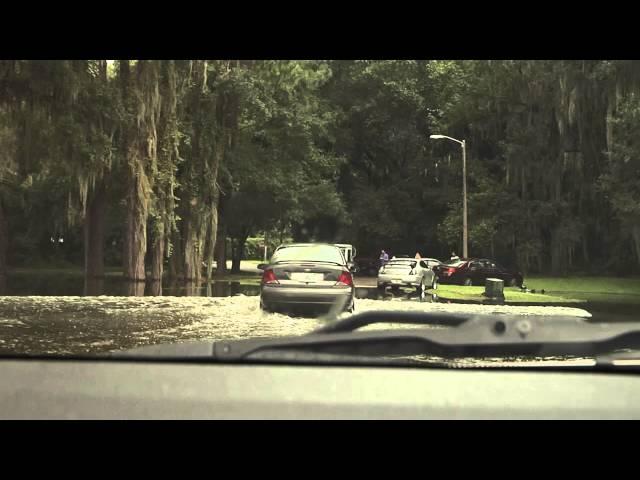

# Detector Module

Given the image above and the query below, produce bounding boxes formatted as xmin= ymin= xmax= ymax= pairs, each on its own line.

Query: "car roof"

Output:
xmin=276 ymin=243 xmax=341 ymax=249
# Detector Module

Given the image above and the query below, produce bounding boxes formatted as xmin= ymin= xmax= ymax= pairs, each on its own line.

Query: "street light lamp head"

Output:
xmin=429 ymin=134 xmax=446 ymax=139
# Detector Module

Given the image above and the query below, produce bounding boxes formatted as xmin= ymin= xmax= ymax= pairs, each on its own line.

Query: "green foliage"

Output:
xmin=3 ymin=60 xmax=640 ymax=277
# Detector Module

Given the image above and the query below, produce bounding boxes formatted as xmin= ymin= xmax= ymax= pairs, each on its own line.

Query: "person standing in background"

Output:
xmin=379 ymin=249 xmax=389 ymax=268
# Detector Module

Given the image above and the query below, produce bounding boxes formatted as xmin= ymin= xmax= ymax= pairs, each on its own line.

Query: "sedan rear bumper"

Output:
xmin=377 ymin=274 xmax=421 ymax=288
xmin=261 ymin=285 xmax=353 ymax=307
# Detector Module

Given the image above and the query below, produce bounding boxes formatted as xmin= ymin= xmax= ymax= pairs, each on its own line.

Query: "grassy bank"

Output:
xmin=435 ymin=275 xmax=640 ymax=305
xmin=435 ymin=285 xmax=584 ymax=304
xmin=523 ymin=276 xmax=640 ymax=304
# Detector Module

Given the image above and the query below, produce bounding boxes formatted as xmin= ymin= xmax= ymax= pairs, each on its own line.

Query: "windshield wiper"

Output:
xmin=111 ymin=311 xmax=640 ymax=367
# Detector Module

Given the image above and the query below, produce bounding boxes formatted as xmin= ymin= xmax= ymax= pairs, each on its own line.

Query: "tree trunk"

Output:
xmin=203 ymin=201 xmax=218 ymax=282
xmin=632 ymin=225 xmax=640 ymax=267
xmin=150 ymin=223 xmax=165 ymax=281
xmin=0 ymin=199 xmax=7 ymax=295
xmin=123 ymin=168 xmax=148 ymax=282
xmin=168 ymin=230 xmax=183 ymax=280
xmin=231 ymin=234 xmax=248 ymax=274
xmin=182 ymin=208 xmax=204 ymax=282
xmin=214 ymin=194 xmax=227 ymax=278
xmin=84 ymin=181 xmax=106 ymax=280
xmin=214 ymin=232 xmax=227 ymax=278
xmin=231 ymin=245 xmax=242 ymax=273
xmin=120 ymin=60 xmax=158 ymax=286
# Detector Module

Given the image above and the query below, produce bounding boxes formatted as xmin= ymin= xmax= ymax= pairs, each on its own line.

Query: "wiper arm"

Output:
xmin=113 ymin=311 xmax=640 ymax=364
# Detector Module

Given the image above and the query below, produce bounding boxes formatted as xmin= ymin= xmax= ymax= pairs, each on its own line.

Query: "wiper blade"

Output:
xmin=315 ymin=310 xmax=469 ymax=333
xmin=212 ymin=313 xmax=640 ymax=362
xmin=113 ymin=311 xmax=640 ymax=365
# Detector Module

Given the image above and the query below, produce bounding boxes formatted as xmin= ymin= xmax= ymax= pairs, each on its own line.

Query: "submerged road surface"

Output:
xmin=0 ymin=295 xmax=591 ymax=356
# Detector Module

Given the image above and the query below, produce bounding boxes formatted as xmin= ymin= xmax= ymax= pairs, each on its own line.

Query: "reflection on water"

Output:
xmin=84 ymin=278 xmax=104 ymax=296
xmin=125 ymin=281 xmax=145 ymax=297
xmin=147 ymin=280 xmax=162 ymax=296
xmin=5 ymin=271 xmax=263 ymax=298
xmin=6 ymin=271 xmax=435 ymax=301
xmin=355 ymin=286 xmax=439 ymax=303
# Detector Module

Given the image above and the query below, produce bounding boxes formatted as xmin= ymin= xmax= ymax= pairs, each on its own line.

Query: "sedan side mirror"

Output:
xmin=257 ymin=263 xmax=267 ymax=270
xmin=348 ymin=262 xmax=357 ymax=273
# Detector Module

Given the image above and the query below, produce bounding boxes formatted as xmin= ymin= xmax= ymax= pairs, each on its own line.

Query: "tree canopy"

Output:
xmin=1 ymin=59 xmax=639 ymax=294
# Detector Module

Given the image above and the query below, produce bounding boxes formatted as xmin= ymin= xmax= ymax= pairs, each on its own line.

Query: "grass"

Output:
xmin=523 ymin=276 xmax=640 ymax=304
xmin=436 ymin=285 xmax=584 ymax=304
xmin=524 ymin=276 xmax=640 ymax=295
xmin=436 ymin=276 xmax=640 ymax=304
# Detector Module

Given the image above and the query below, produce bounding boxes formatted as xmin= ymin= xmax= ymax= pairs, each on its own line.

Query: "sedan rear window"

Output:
xmin=272 ymin=245 xmax=345 ymax=264
xmin=386 ymin=260 xmax=417 ymax=267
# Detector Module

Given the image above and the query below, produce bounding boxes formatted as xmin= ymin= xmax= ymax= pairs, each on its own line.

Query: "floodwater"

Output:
xmin=4 ymin=271 xmax=262 ymax=297
xmin=0 ymin=272 xmax=637 ymax=357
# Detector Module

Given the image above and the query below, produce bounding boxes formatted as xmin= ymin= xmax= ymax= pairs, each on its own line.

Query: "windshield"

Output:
xmin=272 ymin=245 xmax=345 ymax=264
xmin=0 ymin=59 xmax=639 ymax=371
xmin=385 ymin=260 xmax=416 ymax=267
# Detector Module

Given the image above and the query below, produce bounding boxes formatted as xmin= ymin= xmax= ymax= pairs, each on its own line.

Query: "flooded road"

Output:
xmin=0 ymin=294 xmax=593 ymax=356
xmin=1 ymin=269 xmax=635 ymax=357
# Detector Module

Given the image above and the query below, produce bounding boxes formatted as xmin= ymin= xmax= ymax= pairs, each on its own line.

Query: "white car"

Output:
xmin=377 ymin=258 xmax=438 ymax=294
xmin=421 ymin=257 xmax=442 ymax=269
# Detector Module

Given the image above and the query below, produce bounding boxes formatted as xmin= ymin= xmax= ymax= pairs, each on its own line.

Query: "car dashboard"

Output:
xmin=1 ymin=358 xmax=640 ymax=419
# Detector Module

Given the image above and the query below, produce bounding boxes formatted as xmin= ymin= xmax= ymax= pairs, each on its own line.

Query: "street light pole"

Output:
xmin=461 ymin=139 xmax=468 ymax=259
xmin=429 ymin=134 xmax=468 ymax=259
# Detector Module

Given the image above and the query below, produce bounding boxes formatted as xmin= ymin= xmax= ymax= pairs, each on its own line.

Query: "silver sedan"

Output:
xmin=377 ymin=258 xmax=438 ymax=294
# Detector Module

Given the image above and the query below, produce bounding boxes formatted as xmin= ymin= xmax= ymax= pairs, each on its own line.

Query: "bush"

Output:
xmin=244 ymin=236 xmax=292 ymax=260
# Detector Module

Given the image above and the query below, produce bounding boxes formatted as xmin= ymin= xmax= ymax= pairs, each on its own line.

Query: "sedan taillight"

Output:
xmin=441 ymin=267 xmax=456 ymax=276
xmin=262 ymin=269 xmax=279 ymax=284
xmin=336 ymin=271 xmax=353 ymax=287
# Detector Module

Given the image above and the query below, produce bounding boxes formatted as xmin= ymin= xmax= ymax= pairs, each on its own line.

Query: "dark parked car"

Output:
xmin=354 ymin=257 xmax=381 ymax=276
xmin=434 ymin=258 xmax=523 ymax=287
xmin=258 ymin=243 xmax=355 ymax=313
